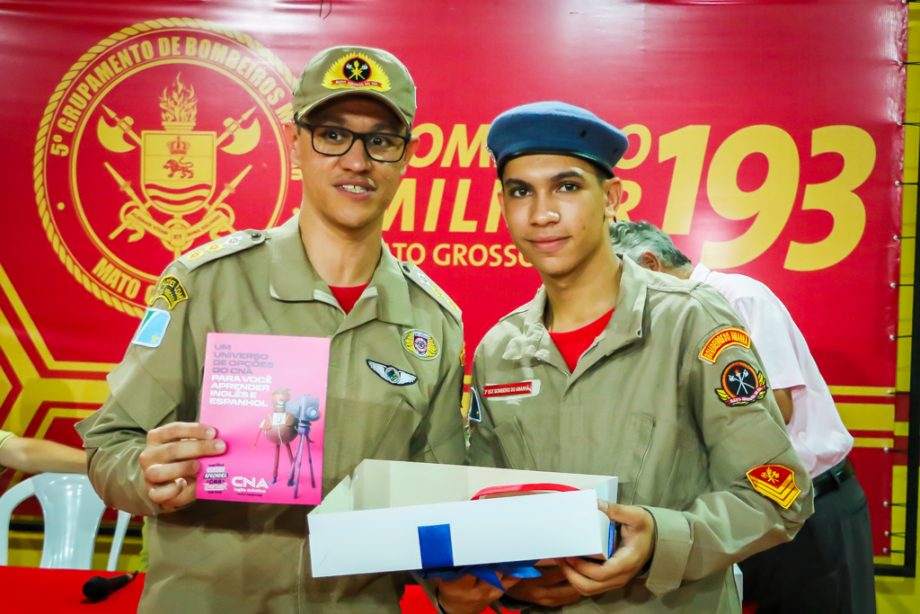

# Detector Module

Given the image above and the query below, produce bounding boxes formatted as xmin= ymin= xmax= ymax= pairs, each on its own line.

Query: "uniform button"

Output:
xmin=251 ymin=231 xmax=262 ymax=240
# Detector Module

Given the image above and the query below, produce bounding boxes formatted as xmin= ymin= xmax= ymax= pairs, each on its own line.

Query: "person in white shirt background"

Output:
xmin=609 ymin=220 xmax=875 ymax=614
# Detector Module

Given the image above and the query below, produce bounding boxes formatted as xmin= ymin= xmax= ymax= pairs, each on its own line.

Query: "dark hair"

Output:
xmin=608 ymin=220 xmax=692 ymax=271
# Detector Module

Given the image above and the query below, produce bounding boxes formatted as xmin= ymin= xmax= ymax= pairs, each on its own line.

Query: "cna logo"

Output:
xmin=34 ymin=18 xmax=298 ymax=316
xmin=232 ymin=475 xmax=270 ymax=490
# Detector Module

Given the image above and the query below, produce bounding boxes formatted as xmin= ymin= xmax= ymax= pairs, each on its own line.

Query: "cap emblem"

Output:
xmin=323 ymin=53 xmax=391 ymax=92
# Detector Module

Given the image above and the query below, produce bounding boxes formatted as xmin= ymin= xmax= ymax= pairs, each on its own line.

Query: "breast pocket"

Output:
xmin=610 ymin=413 xmax=655 ymax=506
xmin=323 ymin=392 xmax=423 ymax=493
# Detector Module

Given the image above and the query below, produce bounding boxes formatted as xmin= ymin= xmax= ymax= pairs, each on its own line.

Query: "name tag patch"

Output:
xmin=481 ymin=379 xmax=541 ymax=399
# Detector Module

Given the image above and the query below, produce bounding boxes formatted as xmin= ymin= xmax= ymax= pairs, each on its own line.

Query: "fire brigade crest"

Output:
xmin=34 ymin=19 xmax=296 ymax=316
xmin=98 ymin=73 xmax=258 ymax=255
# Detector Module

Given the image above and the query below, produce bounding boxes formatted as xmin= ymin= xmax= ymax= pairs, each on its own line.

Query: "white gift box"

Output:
xmin=308 ymin=459 xmax=618 ymax=578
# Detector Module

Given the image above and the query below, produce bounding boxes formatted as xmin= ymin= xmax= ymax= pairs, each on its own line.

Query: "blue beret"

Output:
xmin=487 ymin=101 xmax=629 ymax=178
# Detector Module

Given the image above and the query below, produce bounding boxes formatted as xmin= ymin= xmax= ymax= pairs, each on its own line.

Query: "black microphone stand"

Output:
xmin=287 ymin=394 xmax=321 ymax=498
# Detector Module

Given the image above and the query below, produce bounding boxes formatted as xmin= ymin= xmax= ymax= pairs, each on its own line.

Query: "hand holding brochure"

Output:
xmin=196 ymin=332 xmax=331 ymax=505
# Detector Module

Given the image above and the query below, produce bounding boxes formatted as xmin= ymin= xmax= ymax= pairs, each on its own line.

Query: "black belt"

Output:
xmin=811 ymin=458 xmax=855 ymax=498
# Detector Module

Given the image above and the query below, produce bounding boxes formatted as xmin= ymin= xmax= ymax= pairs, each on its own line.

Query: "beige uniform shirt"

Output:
xmin=77 ymin=216 xmax=466 ymax=613
xmin=468 ymin=257 xmax=814 ymax=613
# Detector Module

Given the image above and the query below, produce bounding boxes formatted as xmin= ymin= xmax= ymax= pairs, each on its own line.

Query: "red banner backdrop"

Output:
xmin=0 ymin=0 xmax=908 ymax=571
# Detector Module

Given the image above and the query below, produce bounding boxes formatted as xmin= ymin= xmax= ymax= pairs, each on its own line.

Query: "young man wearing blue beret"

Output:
xmin=437 ymin=101 xmax=814 ymax=613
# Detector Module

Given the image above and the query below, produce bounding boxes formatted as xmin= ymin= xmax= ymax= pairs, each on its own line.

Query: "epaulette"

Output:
xmin=178 ymin=229 xmax=267 ymax=271
xmin=501 ymin=303 xmax=530 ymax=320
xmin=499 ymin=287 xmax=540 ymax=322
xmin=399 ymin=261 xmax=462 ymax=324
xmin=643 ymin=267 xmax=695 ymax=295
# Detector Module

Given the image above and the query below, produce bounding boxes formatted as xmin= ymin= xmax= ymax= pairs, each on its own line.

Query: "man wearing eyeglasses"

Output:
xmin=77 ymin=46 xmax=466 ymax=613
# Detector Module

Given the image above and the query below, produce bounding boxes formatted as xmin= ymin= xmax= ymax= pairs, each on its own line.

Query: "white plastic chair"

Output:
xmin=0 ymin=472 xmax=131 ymax=570
xmin=733 ymin=563 xmax=743 ymax=601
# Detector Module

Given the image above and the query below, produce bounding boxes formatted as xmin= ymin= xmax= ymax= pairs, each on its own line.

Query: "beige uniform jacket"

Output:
xmin=468 ymin=257 xmax=814 ymax=613
xmin=77 ymin=216 xmax=466 ymax=613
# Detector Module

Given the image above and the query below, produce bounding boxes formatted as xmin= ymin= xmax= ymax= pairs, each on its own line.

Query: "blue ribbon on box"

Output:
xmin=416 ymin=520 xmax=618 ymax=590
xmin=419 ymin=561 xmax=543 ymax=590
xmin=608 ymin=519 xmax=616 ymax=558
xmin=418 ymin=524 xmax=455 ymax=569
xmin=417 ymin=523 xmax=541 ymax=589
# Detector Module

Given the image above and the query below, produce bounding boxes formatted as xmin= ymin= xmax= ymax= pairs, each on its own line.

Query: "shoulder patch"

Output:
xmin=468 ymin=388 xmax=483 ymax=423
xmin=132 ymin=307 xmax=171 ymax=348
xmin=149 ymin=275 xmax=188 ymax=310
xmin=699 ymin=326 xmax=751 ymax=363
xmin=402 ymin=329 xmax=440 ymax=360
xmin=715 ymin=360 xmax=768 ymax=407
xmin=178 ymin=230 xmax=267 ymax=271
xmin=746 ymin=464 xmax=801 ymax=509
xmin=400 ymin=262 xmax=461 ymax=323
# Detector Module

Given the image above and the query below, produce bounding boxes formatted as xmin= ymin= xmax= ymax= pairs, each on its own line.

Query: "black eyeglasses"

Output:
xmin=296 ymin=122 xmax=410 ymax=163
